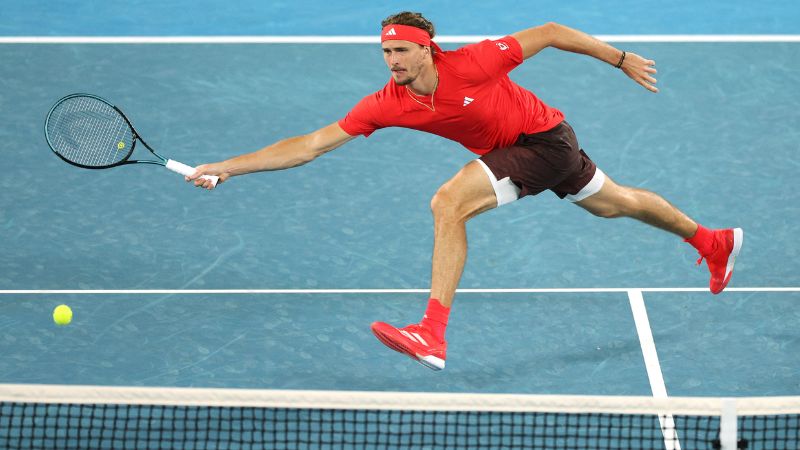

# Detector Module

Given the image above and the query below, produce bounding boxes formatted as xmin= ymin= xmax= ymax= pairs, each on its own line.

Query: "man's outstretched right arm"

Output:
xmin=187 ymin=122 xmax=356 ymax=189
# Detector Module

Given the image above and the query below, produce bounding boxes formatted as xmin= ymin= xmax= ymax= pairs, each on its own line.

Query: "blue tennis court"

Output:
xmin=0 ymin=4 xmax=798 ymax=448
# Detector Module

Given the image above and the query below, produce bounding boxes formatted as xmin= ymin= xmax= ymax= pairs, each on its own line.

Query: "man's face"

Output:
xmin=382 ymin=40 xmax=428 ymax=86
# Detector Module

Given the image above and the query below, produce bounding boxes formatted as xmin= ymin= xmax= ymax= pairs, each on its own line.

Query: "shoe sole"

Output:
xmin=371 ymin=327 xmax=445 ymax=371
xmin=727 ymin=228 xmax=744 ymax=278
xmin=713 ymin=228 xmax=744 ymax=294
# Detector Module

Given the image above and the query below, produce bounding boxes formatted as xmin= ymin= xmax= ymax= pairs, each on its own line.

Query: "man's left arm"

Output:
xmin=511 ymin=22 xmax=658 ymax=93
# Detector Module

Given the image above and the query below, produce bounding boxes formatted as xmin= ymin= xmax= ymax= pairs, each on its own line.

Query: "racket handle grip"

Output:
xmin=166 ymin=159 xmax=219 ymax=187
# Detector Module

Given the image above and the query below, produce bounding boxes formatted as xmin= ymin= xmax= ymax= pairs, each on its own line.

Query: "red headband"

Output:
xmin=381 ymin=24 xmax=442 ymax=53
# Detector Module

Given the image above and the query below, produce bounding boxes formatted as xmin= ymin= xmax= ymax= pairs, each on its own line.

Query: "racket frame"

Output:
xmin=44 ymin=93 xmax=169 ymax=170
xmin=45 ymin=93 xmax=218 ymax=186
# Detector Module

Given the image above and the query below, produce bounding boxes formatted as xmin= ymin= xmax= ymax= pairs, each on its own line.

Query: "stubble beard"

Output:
xmin=393 ymin=72 xmax=416 ymax=86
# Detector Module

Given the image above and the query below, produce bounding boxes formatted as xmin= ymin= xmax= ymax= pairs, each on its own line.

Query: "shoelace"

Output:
xmin=695 ymin=233 xmax=723 ymax=266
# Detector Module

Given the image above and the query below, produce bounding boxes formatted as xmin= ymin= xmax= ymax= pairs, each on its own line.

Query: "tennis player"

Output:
xmin=188 ymin=12 xmax=743 ymax=371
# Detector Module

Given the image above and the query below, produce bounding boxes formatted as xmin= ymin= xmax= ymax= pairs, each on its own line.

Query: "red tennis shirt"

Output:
xmin=338 ymin=36 xmax=564 ymax=155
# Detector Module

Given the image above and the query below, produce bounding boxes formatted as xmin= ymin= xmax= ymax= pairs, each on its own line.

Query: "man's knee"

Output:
xmin=431 ymin=162 xmax=498 ymax=222
xmin=584 ymin=186 xmax=639 ymax=218
xmin=589 ymin=204 xmax=626 ymax=219
xmin=430 ymin=184 xmax=459 ymax=219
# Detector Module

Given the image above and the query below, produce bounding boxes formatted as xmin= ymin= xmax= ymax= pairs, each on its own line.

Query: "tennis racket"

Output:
xmin=44 ymin=93 xmax=218 ymax=187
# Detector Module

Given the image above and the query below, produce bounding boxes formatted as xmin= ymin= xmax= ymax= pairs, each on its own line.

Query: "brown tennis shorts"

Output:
xmin=476 ymin=121 xmax=605 ymax=206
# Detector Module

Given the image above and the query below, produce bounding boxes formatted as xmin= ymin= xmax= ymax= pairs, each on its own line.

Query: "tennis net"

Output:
xmin=0 ymin=384 xmax=798 ymax=449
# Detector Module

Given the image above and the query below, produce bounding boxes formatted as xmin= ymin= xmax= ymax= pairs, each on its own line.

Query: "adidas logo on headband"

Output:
xmin=385 ymin=27 xmax=397 ymax=36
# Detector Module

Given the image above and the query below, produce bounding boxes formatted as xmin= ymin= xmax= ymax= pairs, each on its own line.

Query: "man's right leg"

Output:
xmin=428 ymin=161 xmax=499 ymax=308
xmin=371 ymin=160 xmax=498 ymax=371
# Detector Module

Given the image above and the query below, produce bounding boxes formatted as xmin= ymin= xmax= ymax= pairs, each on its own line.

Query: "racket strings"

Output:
xmin=46 ymin=96 xmax=134 ymax=168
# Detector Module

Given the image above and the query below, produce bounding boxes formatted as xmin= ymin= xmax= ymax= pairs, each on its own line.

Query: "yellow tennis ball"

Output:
xmin=53 ymin=304 xmax=73 ymax=326
xmin=117 ymin=141 xmax=125 ymax=150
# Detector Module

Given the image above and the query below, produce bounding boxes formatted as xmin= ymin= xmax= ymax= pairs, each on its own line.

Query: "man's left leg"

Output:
xmin=574 ymin=173 xmax=743 ymax=293
xmin=573 ymin=173 xmax=697 ymax=237
xmin=371 ymin=161 xmax=498 ymax=371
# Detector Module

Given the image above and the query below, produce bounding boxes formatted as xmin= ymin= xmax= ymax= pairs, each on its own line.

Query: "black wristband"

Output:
xmin=615 ymin=51 xmax=626 ymax=69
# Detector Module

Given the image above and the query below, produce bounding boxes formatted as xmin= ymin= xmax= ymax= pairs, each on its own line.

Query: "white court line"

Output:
xmin=1 ymin=35 xmax=800 ymax=44
xmin=628 ymin=289 xmax=681 ymax=450
xmin=0 ymin=287 xmax=798 ymax=295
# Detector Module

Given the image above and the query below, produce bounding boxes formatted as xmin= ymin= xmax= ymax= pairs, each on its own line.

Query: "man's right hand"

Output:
xmin=187 ymin=163 xmax=230 ymax=190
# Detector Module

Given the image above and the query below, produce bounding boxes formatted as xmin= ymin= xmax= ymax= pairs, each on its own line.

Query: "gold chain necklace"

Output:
xmin=405 ymin=68 xmax=439 ymax=112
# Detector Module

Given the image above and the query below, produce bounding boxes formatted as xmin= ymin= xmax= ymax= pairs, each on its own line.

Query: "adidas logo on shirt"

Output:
xmin=385 ymin=27 xmax=397 ymax=36
xmin=463 ymin=97 xmax=474 ymax=106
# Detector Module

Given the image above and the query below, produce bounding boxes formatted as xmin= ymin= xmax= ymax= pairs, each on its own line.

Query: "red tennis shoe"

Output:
xmin=696 ymin=228 xmax=744 ymax=294
xmin=371 ymin=322 xmax=446 ymax=371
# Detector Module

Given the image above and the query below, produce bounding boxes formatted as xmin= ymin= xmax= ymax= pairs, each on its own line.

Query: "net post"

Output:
xmin=719 ymin=398 xmax=737 ymax=450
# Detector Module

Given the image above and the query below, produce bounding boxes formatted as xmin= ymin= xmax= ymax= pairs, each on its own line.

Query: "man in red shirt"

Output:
xmin=188 ymin=12 xmax=743 ymax=371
